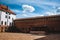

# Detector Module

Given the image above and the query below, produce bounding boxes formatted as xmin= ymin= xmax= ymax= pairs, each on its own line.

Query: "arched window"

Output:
xmin=1 ymin=21 xmax=3 ymax=25
xmin=5 ymin=15 xmax=7 ymax=18
xmin=10 ymin=22 xmax=12 ymax=26
xmin=6 ymin=12 xmax=8 ymax=14
xmin=5 ymin=22 xmax=7 ymax=25
xmin=9 ymin=16 xmax=10 ymax=19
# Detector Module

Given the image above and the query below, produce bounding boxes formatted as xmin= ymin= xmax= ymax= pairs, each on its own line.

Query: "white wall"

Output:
xmin=1 ymin=11 xmax=7 ymax=25
xmin=0 ymin=10 xmax=16 ymax=26
xmin=8 ymin=13 xmax=16 ymax=26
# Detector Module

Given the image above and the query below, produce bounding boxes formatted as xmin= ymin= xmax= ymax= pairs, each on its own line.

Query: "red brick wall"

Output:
xmin=14 ymin=15 xmax=60 ymax=32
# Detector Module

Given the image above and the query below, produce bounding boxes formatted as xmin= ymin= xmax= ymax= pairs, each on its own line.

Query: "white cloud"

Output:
xmin=45 ymin=12 xmax=57 ymax=16
xmin=22 ymin=13 xmax=44 ymax=17
xmin=21 ymin=4 xmax=35 ymax=17
xmin=16 ymin=12 xmax=44 ymax=18
xmin=57 ymin=7 xmax=60 ymax=9
xmin=22 ymin=14 xmax=28 ymax=16
xmin=31 ymin=15 xmax=44 ymax=17
xmin=22 ymin=5 xmax=35 ymax=13
xmin=12 ymin=9 xmax=20 ymax=12
xmin=10 ymin=9 xmax=21 ymax=12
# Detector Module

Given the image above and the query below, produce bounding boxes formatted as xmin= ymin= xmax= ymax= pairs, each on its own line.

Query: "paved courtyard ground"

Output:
xmin=0 ymin=32 xmax=60 ymax=40
xmin=0 ymin=32 xmax=46 ymax=40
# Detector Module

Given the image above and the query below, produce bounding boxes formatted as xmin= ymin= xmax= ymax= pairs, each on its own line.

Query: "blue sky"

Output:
xmin=0 ymin=0 xmax=60 ymax=18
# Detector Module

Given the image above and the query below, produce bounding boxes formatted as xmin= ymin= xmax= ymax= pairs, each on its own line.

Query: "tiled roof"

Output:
xmin=15 ymin=15 xmax=60 ymax=20
xmin=0 ymin=4 xmax=16 ymax=15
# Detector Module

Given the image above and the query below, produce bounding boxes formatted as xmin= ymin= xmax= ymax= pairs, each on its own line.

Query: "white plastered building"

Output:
xmin=0 ymin=4 xmax=16 ymax=32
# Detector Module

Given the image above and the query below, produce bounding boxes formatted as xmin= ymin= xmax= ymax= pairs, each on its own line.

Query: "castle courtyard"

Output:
xmin=0 ymin=32 xmax=60 ymax=40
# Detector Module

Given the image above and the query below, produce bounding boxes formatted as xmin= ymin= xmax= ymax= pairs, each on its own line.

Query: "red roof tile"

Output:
xmin=0 ymin=4 xmax=16 ymax=15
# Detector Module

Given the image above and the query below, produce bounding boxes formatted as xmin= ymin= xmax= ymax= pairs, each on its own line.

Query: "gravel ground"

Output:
xmin=0 ymin=32 xmax=46 ymax=40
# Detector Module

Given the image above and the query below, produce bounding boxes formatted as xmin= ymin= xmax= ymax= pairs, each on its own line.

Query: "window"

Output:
xmin=9 ymin=16 xmax=10 ymax=19
xmin=5 ymin=15 xmax=7 ymax=18
xmin=1 ymin=21 xmax=3 ymax=25
xmin=5 ymin=22 xmax=7 ymax=25
xmin=6 ymin=12 xmax=8 ymax=14
xmin=10 ymin=23 xmax=11 ymax=26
